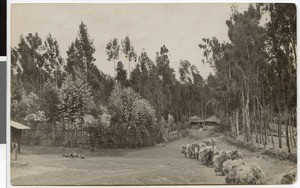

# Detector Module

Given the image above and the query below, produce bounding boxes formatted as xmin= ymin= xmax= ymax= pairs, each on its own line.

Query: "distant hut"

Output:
xmin=205 ymin=116 xmax=221 ymax=126
xmin=189 ymin=115 xmax=204 ymax=129
xmin=11 ymin=121 xmax=30 ymax=152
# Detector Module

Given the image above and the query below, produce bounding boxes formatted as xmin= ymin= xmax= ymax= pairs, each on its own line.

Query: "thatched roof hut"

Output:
xmin=205 ymin=116 xmax=220 ymax=125
xmin=190 ymin=115 xmax=204 ymax=123
xmin=189 ymin=115 xmax=204 ymax=129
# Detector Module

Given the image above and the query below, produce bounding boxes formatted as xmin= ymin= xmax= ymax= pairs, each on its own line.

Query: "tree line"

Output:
xmin=199 ymin=4 xmax=296 ymax=152
xmin=11 ymin=3 xmax=296 ymax=150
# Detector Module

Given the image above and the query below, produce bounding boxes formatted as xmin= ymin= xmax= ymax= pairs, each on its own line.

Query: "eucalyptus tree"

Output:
xmin=106 ymin=38 xmax=120 ymax=76
xmin=121 ymin=36 xmax=137 ymax=77
xmin=155 ymin=45 xmax=177 ymax=118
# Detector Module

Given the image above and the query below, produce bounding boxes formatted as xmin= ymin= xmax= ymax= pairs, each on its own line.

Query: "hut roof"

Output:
xmin=205 ymin=116 xmax=220 ymax=124
xmin=11 ymin=121 xmax=30 ymax=130
xmin=189 ymin=115 xmax=204 ymax=123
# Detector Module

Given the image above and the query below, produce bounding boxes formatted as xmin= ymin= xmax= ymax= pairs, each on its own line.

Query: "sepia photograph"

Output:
xmin=10 ymin=2 xmax=297 ymax=185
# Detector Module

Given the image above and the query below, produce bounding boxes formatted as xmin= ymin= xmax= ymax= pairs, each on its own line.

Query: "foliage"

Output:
xmin=106 ymin=38 xmax=120 ymax=76
xmin=11 ymin=91 xmax=40 ymax=121
xmin=121 ymin=35 xmax=137 ymax=74
xmin=58 ymin=74 xmax=95 ymax=123
xmin=11 ymin=4 xmax=296 ymax=150
xmin=108 ymin=84 xmax=159 ymax=147
xmin=132 ymin=99 xmax=158 ymax=146
xmin=115 ymin=61 xmax=128 ymax=87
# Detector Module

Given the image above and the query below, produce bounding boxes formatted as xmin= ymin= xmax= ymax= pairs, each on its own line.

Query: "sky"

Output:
xmin=11 ymin=3 xmax=249 ymax=79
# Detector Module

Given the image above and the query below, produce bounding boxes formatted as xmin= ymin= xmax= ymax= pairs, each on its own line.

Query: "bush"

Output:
xmin=225 ymin=137 xmax=262 ymax=152
xmin=108 ymin=84 xmax=160 ymax=148
xmin=262 ymin=149 xmax=297 ymax=163
xmin=163 ymin=129 xmax=188 ymax=143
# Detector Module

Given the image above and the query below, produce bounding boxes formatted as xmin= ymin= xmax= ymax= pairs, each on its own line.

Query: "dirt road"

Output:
xmin=11 ymin=131 xmax=296 ymax=185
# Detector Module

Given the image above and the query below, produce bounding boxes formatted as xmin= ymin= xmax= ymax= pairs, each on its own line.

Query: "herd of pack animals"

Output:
xmin=180 ymin=138 xmax=266 ymax=184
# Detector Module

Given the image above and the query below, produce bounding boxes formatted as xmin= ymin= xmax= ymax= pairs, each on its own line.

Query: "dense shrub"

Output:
xmin=162 ymin=129 xmax=188 ymax=143
xmin=132 ymin=99 xmax=158 ymax=146
xmin=262 ymin=149 xmax=297 ymax=163
xmin=108 ymin=84 xmax=159 ymax=148
xmin=226 ymin=136 xmax=297 ymax=163
xmin=225 ymin=137 xmax=262 ymax=152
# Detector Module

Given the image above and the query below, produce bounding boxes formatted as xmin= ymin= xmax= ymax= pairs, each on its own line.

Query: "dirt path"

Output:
xmin=11 ymin=130 xmax=296 ymax=185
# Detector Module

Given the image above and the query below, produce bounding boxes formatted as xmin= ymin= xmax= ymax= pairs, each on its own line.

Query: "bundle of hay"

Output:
xmin=185 ymin=144 xmax=193 ymax=157
xmin=201 ymin=140 xmax=210 ymax=146
xmin=201 ymin=138 xmax=217 ymax=148
xmin=199 ymin=142 xmax=207 ymax=148
xmin=222 ymin=159 xmax=246 ymax=175
xmin=280 ymin=172 xmax=296 ymax=184
xmin=200 ymin=146 xmax=219 ymax=166
xmin=225 ymin=163 xmax=265 ymax=185
xmin=229 ymin=150 xmax=243 ymax=160
xmin=213 ymin=150 xmax=232 ymax=173
xmin=213 ymin=150 xmax=243 ymax=174
xmin=191 ymin=142 xmax=207 ymax=160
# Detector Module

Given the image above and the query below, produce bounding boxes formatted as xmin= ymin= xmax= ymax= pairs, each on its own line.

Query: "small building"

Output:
xmin=189 ymin=115 xmax=205 ymax=129
xmin=205 ymin=116 xmax=221 ymax=126
xmin=11 ymin=121 xmax=30 ymax=152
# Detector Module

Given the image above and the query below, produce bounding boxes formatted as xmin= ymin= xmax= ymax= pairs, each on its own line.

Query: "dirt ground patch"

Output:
xmin=11 ymin=130 xmax=296 ymax=185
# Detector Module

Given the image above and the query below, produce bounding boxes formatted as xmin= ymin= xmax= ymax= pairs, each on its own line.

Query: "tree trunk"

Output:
xmin=269 ymin=108 xmax=274 ymax=149
xmin=288 ymin=114 xmax=293 ymax=146
xmin=236 ymin=110 xmax=239 ymax=138
xmin=291 ymin=112 xmax=296 ymax=146
xmin=253 ymin=99 xmax=258 ymax=144
xmin=270 ymin=123 xmax=275 ymax=149
xmin=242 ymin=107 xmax=246 ymax=142
xmin=285 ymin=110 xmax=291 ymax=153
xmin=278 ymin=110 xmax=282 ymax=148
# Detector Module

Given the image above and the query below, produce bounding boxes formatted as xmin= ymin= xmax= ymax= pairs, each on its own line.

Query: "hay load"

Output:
xmin=225 ymin=163 xmax=265 ymax=185
xmin=213 ymin=150 xmax=232 ymax=173
xmin=200 ymin=146 xmax=219 ymax=166
xmin=280 ymin=172 xmax=296 ymax=184
xmin=222 ymin=159 xmax=245 ymax=175
xmin=213 ymin=150 xmax=243 ymax=174
xmin=201 ymin=138 xmax=216 ymax=148
xmin=229 ymin=150 xmax=243 ymax=160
